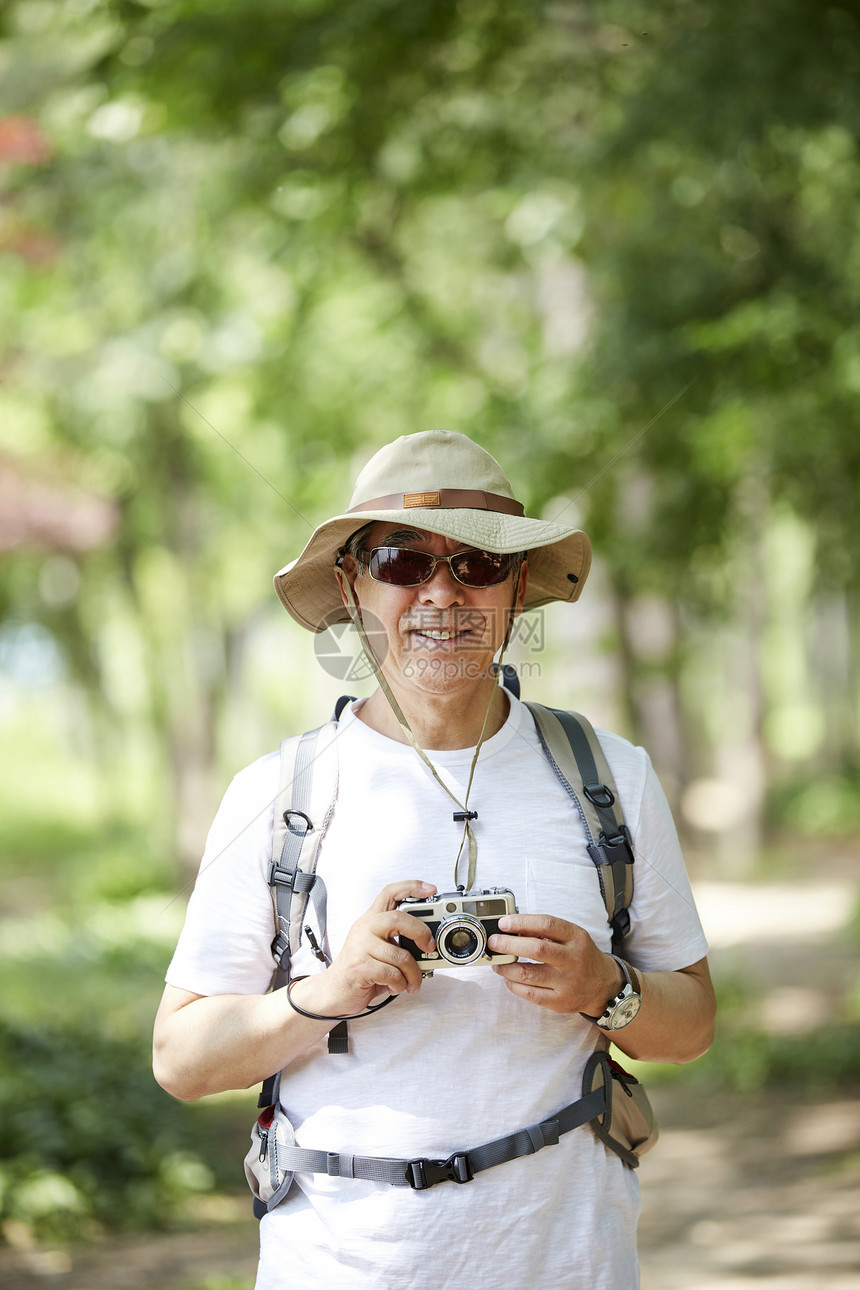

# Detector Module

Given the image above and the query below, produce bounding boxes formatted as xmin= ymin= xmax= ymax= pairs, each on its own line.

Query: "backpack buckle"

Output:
xmin=268 ymin=862 xmax=297 ymax=888
xmin=270 ymin=931 xmax=290 ymax=965
xmin=406 ymin=1152 xmax=474 ymax=1190
xmin=588 ymin=827 xmax=634 ymax=871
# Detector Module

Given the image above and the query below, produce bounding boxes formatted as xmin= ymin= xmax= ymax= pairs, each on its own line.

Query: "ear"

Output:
xmin=334 ymin=562 xmax=348 ymax=609
xmin=334 ymin=556 xmax=361 ymax=615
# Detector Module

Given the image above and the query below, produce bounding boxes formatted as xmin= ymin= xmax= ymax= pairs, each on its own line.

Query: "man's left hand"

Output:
xmin=488 ymin=914 xmax=620 ymax=1016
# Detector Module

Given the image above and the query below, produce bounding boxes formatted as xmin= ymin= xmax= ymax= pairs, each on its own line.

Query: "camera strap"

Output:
xmin=339 ymin=567 xmax=525 ymax=892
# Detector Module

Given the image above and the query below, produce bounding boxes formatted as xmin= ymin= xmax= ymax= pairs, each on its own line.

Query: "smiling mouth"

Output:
xmin=409 ymin=628 xmax=474 ymax=647
xmin=413 ymin=628 xmax=469 ymax=641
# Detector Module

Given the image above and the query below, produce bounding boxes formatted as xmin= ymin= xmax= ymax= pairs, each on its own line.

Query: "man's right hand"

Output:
xmin=292 ymin=880 xmax=438 ymax=1019
xmin=153 ymin=879 xmax=438 ymax=1101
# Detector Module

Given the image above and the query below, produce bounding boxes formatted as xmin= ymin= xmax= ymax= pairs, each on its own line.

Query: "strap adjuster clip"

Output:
xmin=406 ymin=1152 xmax=474 ymax=1190
xmin=268 ymin=862 xmax=297 ymax=888
xmin=611 ymin=907 xmax=632 ymax=940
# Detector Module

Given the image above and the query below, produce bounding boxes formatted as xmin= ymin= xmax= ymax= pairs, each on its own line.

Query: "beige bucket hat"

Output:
xmin=274 ymin=429 xmax=592 ymax=631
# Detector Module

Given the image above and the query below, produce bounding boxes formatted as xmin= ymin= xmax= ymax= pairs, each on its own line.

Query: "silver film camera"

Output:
xmin=398 ymin=887 xmax=519 ymax=975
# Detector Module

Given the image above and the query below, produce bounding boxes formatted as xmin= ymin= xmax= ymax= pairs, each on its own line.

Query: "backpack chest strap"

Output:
xmin=260 ymin=1084 xmax=606 ymax=1194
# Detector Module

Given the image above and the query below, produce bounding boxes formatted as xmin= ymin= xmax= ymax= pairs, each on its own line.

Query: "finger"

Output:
xmin=335 ymin=945 xmax=418 ymax=1000
xmin=492 ymin=960 xmax=554 ymax=989
xmin=494 ymin=972 xmax=560 ymax=1009
xmin=343 ymin=928 xmax=429 ymax=995
xmin=488 ymin=932 xmax=567 ymax=962
xmin=496 ymin=913 xmax=576 ymax=942
xmin=368 ymin=937 xmax=428 ymax=994
xmin=364 ymin=955 xmax=419 ymax=996
xmin=366 ymin=910 xmax=436 ymax=953
xmin=369 ymin=880 xmax=437 ymax=914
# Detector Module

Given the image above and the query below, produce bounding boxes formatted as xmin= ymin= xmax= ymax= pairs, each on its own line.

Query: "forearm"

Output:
xmin=153 ymin=979 xmax=336 ymax=1101
xmin=603 ymin=957 xmax=716 ymax=1065
xmin=155 ymin=881 xmax=438 ymax=1100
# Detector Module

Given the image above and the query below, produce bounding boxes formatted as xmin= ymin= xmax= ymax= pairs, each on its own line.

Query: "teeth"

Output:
xmin=419 ymin=630 xmax=460 ymax=639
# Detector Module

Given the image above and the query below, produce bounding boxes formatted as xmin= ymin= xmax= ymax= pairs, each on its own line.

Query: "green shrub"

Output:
xmin=0 ymin=1019 xmax=217 ymax=1243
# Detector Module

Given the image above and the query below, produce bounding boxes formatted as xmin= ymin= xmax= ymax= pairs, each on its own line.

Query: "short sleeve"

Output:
xmin=165 ymin=752 xmax=281 ymax=997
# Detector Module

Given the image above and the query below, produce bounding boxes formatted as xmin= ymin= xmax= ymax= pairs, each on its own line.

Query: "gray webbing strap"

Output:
xmin=525 ymin=702 xmax=634 ymax=952
xmin=268 ymin=1085 xmax=606 ymax=1191
xmin=260 ymin=720 xmax=343 ymax=1107
xmin=270 ymin=727 xmax=326 ymax=987
xmin=547 ymin=709 xmax=625 ymax=837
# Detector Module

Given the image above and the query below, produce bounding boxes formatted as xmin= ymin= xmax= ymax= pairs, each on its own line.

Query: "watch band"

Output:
xmin=620 ymin=958 xmax=641 ymax=996
xmin=580 ymin=956 xmax=642 ymax=1029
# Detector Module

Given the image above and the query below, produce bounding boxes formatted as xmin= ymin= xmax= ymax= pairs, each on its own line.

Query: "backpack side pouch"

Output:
xmin=582 ymin=1049 xmax=659 ymax=1169
xmin=244 ymin=1103 xmax=297 ymax=1215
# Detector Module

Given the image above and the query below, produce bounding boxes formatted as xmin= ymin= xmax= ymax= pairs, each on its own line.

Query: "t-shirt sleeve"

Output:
xmin=601 ymin=735 xmax=709 ymax=973
xmin=165 ymin=752 xmax=281 ymax=997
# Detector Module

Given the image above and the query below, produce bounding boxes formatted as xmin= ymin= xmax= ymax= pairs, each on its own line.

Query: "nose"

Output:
xmin=417 ymin=557 xmax=466 ymax=608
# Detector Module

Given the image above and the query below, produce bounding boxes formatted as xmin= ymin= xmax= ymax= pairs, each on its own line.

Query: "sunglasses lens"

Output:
xmin=451 ymin=551 xmax=516 ymax=586
xmin=368 ymin=548 xmax=435 ymax=585
xmin=366 ymin=547 xmax=517 ymax=587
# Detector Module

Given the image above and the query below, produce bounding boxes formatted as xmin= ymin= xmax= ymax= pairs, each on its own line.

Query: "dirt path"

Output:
xmin=636 ymin=870 xmax=860 ymax=1288
xmin=640 ymin=1087 xmax=860 ymax=1289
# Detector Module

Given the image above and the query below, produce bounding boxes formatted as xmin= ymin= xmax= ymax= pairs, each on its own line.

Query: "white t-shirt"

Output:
xmin=167 ymin=695 xmax=708 ymax=1290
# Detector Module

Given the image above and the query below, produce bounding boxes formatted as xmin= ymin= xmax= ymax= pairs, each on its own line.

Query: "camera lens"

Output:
xmin=437 ymin=916 xmax=486 ymax=966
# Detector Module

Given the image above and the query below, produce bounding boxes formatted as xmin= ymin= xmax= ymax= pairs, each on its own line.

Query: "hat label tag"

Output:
xmin=403 ymin=491 xmax=441 ymax=508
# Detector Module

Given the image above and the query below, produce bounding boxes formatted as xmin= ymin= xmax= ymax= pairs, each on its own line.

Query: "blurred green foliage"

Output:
xmin=1 ymin=0 xmax=860 ymax=1251
xmin=0 ymin=1020 xmax=217 ymax=1242
xmin=767 ymin=774 xmax=860 ymax=840
xmin=629 ymin=972 xmax=860 ymax=1096
xmin=0 ymin=754 xmax=235 ymax=1245
xmin=2 ymin=0 xmax=859 ymax=827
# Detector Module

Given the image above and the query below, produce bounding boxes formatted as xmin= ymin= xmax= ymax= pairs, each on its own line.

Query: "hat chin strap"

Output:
xmin=340 ymin=573 xmax=518 ymax=892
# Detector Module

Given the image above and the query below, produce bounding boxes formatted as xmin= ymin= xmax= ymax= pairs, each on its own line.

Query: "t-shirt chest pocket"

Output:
xmin=525 ymin=856 xmax=613 ymax=954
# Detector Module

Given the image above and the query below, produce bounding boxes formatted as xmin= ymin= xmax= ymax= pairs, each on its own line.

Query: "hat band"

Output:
xmin=348 ymin=488 xmax=525 ymax=517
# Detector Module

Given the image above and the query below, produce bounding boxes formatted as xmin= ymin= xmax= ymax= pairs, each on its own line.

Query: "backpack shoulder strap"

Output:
xmin=525 ymin=702 xmax=635 ymax=954
xmin=259 ymin=712 xmax=343 ymax=1108
xmin=268 ymin=719 xmax=340 ymax=987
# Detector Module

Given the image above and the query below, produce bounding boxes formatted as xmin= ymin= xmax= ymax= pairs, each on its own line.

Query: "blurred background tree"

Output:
xmin=1 ymin=0 xmax=858 ymax=1252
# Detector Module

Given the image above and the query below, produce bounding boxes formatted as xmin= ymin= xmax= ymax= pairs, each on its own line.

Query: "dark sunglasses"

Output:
xmin=349 ymin=545 xmax=521 ymax=588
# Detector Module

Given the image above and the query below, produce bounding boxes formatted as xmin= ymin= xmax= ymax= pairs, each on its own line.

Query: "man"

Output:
xmin=154 ymin=429 xmax=715 ymax=1290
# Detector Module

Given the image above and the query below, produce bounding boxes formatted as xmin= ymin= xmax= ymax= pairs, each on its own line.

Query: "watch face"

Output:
xmin=607 ymin=993 xmax=642 ymax=1030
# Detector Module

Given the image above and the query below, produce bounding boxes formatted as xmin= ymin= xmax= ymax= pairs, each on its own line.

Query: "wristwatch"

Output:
xmin=581 ymin=956 xmax=642 ymax=1031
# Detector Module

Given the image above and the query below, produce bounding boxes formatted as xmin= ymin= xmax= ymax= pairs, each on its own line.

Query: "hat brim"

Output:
xmin=274 ymin=507 xmax=592 ymax=632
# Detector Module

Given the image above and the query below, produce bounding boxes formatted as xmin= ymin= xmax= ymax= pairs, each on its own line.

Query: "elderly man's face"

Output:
xmin=339 ymin=522 xmax=528 ymax=700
